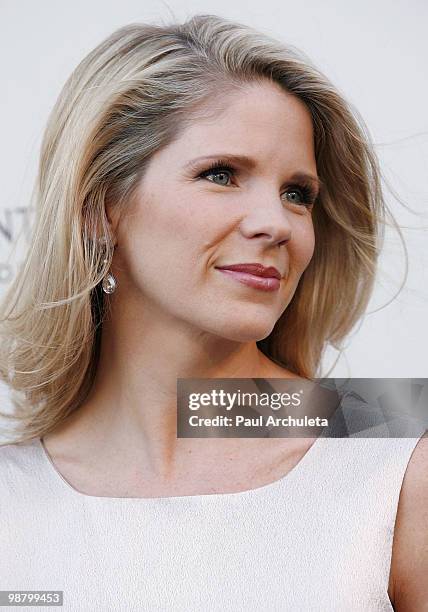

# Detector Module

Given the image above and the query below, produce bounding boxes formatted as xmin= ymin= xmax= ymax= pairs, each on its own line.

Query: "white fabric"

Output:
xmin=0 ymin=434 xmax=424 ymax=611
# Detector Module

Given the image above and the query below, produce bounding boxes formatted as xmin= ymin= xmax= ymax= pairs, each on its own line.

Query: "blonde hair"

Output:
xmin=0 ymin=14 xmax=398 ymax=444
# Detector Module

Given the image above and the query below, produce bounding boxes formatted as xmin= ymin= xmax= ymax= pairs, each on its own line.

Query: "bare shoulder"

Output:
xmin=389 ymin=431 xmax=428 ymax=611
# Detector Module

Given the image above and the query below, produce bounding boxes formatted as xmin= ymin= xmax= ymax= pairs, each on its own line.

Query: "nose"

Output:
xmin=239 ymin=194 xmax=292 ymax=247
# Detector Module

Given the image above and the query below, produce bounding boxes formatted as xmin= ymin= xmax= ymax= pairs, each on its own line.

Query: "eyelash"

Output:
xmin=198 ymin=159 xmax=318 ymax=208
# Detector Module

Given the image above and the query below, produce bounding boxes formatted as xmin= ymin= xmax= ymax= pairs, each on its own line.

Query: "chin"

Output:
xmin=182 ymin=301 xmax=282 ymax=343
xmin=214 ymin=318 xmax=277 ymax=343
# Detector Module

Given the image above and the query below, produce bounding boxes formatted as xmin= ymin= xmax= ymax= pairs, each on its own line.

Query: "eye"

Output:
xmin=199 ymin=164 xmax=234 ymax=187
xmin=197 ymin=161 xmax=318 ymax=209
xmin=282 ymin=185 xmax=317 ymax=209
xmin=283 ymin=188 xmax=305 ymax=205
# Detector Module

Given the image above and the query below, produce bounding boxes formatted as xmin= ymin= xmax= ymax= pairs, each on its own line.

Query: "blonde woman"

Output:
xmin=0 ymin=14 xmax=426 ymax=611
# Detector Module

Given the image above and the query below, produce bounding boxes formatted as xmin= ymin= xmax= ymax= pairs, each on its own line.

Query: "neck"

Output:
xmin=50 ymin=298 xmax=292 ymax=478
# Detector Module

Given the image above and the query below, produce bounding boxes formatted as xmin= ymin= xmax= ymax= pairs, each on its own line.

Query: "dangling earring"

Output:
xmin=98 ymin=236 xmax=117 ymax=294
xmin=102 ymin=272 xmax=117 ymax=294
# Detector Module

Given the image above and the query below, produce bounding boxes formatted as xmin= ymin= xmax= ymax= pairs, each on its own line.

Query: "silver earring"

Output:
xmin=98 ymin=236 xmax=117 ymax=294
xmin=102 ymin=272 xmax=117 ymax=294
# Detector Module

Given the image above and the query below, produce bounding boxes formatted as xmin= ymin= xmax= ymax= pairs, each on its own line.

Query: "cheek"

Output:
xmin=289 ymin=220 xmax=315 ymax=272
xmin=144 ymin=191 xmax=217 ymax=245
xmin=119 ymin=195 xmax=216 ymax=292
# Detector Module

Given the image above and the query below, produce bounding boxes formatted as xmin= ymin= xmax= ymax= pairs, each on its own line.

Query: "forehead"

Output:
xmin=161 ymin=80 xmax=316 ymax=171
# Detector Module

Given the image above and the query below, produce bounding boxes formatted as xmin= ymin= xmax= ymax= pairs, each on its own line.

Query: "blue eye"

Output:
xmin=199 ymin=165 xmax=234 ymax=186
xmin=282 ymin=187 xmax=315 ymax=207
xmin=198 ymin=160 xmax=318 ymax=209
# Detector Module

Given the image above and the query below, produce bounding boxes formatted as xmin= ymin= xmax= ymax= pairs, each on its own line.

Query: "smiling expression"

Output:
xmin=111 ymin=80 xmax=318 ymax=342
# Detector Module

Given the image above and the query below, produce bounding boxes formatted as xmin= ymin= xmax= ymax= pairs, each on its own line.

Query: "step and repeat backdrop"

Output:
xmin=1 ymin=0 xmax=427 ymax=436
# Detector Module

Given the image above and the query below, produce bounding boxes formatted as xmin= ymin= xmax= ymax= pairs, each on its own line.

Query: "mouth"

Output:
xmin=214 ymin=263 xmax=283 ymax=292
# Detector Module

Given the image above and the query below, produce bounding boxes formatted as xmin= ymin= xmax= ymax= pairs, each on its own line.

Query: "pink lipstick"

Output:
xmin=215 ymin=263 xmax=282 ymax=292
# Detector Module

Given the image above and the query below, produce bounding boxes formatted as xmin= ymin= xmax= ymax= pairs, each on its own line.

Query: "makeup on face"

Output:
xmin=215 ymin=263 xmax=283 ymax=292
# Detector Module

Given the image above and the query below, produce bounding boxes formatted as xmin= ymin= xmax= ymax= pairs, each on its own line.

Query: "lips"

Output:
xmin=215 ymin=263 xmax=282 ymax=279
xmin=214 ymin=262 xmax=283 ymax=293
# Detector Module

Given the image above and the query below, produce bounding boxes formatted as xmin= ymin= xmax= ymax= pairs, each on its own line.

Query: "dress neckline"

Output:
xmin=35 ymin=435 xmax=326 ymax=503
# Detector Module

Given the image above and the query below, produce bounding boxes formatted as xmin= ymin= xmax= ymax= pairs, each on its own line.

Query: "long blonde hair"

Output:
xmin=0 ymin=14 xmax=398 ymax=444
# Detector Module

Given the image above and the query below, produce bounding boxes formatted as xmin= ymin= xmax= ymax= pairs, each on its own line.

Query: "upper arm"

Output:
xmin=390 ymin=432 xmax=428 ymax=611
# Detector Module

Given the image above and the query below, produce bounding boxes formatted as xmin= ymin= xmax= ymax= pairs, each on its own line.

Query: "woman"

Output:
xmin=0 ymin=13 xmax=426 ymax=611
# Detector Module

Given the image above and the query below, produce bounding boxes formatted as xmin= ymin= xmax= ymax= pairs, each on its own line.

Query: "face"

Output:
xmin=111 ymin=81 xmax=318 ymax=342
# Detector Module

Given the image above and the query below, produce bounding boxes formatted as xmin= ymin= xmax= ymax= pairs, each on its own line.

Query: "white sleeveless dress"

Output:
xmin=0 ymin=432 xmax=425 ymax=612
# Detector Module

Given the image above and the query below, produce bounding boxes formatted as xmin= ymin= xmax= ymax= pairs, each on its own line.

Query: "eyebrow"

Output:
xmin=184 ymin=153 xmax=323 ymax=195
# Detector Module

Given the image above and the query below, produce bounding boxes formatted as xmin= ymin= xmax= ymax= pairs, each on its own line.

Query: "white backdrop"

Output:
xmin=0 ymin=0 xmax=427 ymax=416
